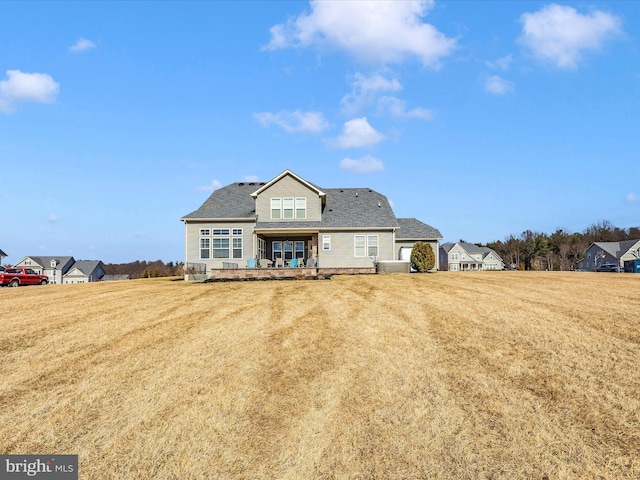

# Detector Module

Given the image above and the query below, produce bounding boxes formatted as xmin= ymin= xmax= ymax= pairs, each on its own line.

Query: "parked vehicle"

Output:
xmin=0 ymin=267 xmax=49 ymax=287
xmin=596 ymin=264 xmax=623 ymax=273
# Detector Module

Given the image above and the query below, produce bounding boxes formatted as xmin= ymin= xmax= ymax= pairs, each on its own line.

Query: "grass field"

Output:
xmin=1 ymin=272 xmax=639 ymax=479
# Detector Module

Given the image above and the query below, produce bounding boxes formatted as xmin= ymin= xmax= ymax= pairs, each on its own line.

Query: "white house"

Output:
xmin=439 ymin=242 xmax=504 ymax=271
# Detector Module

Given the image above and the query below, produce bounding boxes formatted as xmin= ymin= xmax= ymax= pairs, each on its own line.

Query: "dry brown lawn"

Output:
xmin=1 ymin=272 xmax=639 ymax=479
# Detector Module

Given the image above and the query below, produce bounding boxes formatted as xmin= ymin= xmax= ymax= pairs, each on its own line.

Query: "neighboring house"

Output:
xmin=577 ymin=240 xmax=640 ymax=271
xmin=0 ymin=249 xmax=7 ymax=265
xmin=439 ymin=242 xmax=504 ymax=271
xmin=15 ymin=256 xmax=75 ymax=284
xmin=180 ymin=170 xmax=442 ymax=273
xmin=14 ymin=256 xmax=106 ymax=284
xmin=62 ymin=260 xmax=106 ymax=284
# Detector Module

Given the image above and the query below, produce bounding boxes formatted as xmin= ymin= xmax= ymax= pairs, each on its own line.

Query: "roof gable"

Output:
xmin=250 ymin=170 xmax=325 ymax=199
xmin=65 ymin=260 xmax=104 ymax=277
xmin=20 ymin=256 xmax=75 ymax=270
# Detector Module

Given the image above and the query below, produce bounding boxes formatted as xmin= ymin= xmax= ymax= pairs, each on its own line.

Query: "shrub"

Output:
xmin=410 ymin=242 xmax=435 ymax=273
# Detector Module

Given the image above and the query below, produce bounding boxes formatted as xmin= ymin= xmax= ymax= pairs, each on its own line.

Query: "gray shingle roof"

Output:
xmin=319 ymin=188 xmax=398 ymax=229
xmin=396 ymin=218 xmax=442 ymax=240
xmin=182 ymin=175 xmax=438 ymax=232
xmin=256 ymin=188 xmax=397 ymax=229
xmin=181 ymin=182 xmax=260 ymax=219
xmin=67 ymin=260 xmax=104 ymax=276
xmin=28 ymin=256 xmax=75 ymax=271
xmin=594 ymin=240 xmax=640 ymax=259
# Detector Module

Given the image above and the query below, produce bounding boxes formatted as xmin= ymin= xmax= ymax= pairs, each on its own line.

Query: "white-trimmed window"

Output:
xmin=213 ymin=228 xmax=230 ymax=236
xmin=200 ymin=238 xmax=210 ymax=259
xmin=283 ymin=197 xmax=294 ymax=219
xmin=295 ymin=241 xmax=304 ymax=259
xmin=271 ymin=198 xmax=282 ymax=219
xmin=258 ymin=238 xmax=266 ymax=259
xmin=354 ymin=235 xmax=379 ymax=257
xmin=233 ymin=228 xmax=243 ymax=236
xmin=354 ymin=235 xmax=366 ymax=257
xmin=270 ymin=197 xmax=307 ymax=219
xmin=273 ymin=241 xmax=283 ymax=259
xmin=367 ymin=235 xmax=378 ymax=257
xmin=451 ymin=253 xmax=458 ymax=260
xmin=322 ymin=235 xmax=331 ymax=251
xmin=200 ymin=228 xmax=210 ymax=236
xmin=295 ymin=197 xmax=306 ymax=219
xmin=213 ymin=238 xmax=229 ymax=258
xmin=232 ymin=238 xmax=243 ymax=259
xmin=284 ymin=241 xmax=293 ymax=260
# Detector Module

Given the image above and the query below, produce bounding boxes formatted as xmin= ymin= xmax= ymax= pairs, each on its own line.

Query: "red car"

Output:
xmin=0 ymin=267 xmax=49 ymax=287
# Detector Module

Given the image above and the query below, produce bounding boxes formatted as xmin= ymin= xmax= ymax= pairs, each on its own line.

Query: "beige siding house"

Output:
xmin=181 ymin=170 xmax=442 ymax=275
xmin=439 ymin=242 xmax=504 ymax=271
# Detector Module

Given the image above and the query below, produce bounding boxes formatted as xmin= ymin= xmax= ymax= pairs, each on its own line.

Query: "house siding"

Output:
xmin=255 ymin=175 xmax=322 ymax=222
xmin=185 ymin=220 xmax=256 ymax=270
xmin=318 ymin=230 xmax=393 ymax=268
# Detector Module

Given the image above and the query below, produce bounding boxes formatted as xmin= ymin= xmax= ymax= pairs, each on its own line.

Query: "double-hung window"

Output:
xmin=283 ymin=198 xmax=294 ymax=219
xmin=271 ymin=197 xmax=307 ymax=219
xmin=273 ymin=241 xmax=283 ymax=259
xmin=354 ymin=236 xmax=366 ymax=257
xmin=295 ymin=197 xmax=306 ymax=219
xmin=271 ymin=198 xmax=282 ymax=219
xmin=284 ymin=241 xmax=293 ymax=260
xmin=367 ymin=235 xmax=378 ymax=257
xmin=200 ymin=238 xmax=210 ymax=259
xmin=232 ymin=238 xmax=242 ymax=259
xmin=354 ymin=235 xmax=378 ymax=257
xmin=322 ymin=235 xmax=331 ymax=251
xmin=213 ymin=238 xmax=229 ymax=258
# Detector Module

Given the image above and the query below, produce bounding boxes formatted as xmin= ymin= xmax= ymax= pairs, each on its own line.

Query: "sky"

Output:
xmin=1 ymin=0 xmax=639 ymax=264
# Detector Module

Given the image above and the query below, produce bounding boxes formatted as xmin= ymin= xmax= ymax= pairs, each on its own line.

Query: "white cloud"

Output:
xmin=485 ymin=75 xmax=514 ymax=95
xmin=264 ymin=0 xmax=456 ymax=67
xmin=486 ymin=53 xmax=513 ymax=71
xmin=333 ymin=117 xmax=384 ymax=149
xmin=197 ymin=179 xmax=222 ymax=192
xmin=242 ymin=175 xmax=260 ymax=182
xmin=70 ymin=38 xmax=96 ymax=53
xmin=253 ymin=110 xmax=330 ymax=134
xmin=340 ymin=155 xmax=384 ymax=173
xmin=48 ymin=214 xmax=60 ymax=222
xmin=625 ymin=193 xmax=640 ymax=203
xmin=341 ymin=71 xmax=402 ymax=115
xmin=376 ymin=96 xmax=433 ymax=119
xmin=519 ymin=4 xmax=622 ymax=69
xmin=0 ymin=70 xmax=60 ymax=113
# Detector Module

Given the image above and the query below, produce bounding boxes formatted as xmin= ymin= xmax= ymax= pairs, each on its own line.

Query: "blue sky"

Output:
xmin=1 ymin=0 xmax=638 ymax=263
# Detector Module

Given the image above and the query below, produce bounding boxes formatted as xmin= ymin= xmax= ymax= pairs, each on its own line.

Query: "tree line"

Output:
xmin=482 ymin=220 xmax=640 ymax=271
xmin=103 ymin=260 xmax=184 ymax=279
